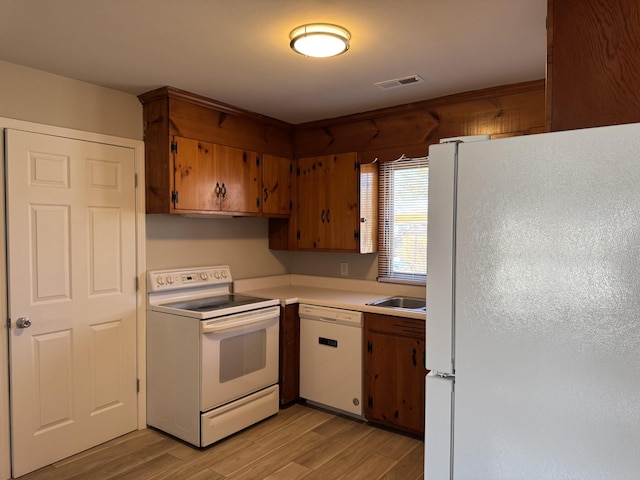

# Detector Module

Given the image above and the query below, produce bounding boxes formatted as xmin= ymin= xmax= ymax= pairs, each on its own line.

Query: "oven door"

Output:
xmin=200 ymin=305 xmax=279 ymax=411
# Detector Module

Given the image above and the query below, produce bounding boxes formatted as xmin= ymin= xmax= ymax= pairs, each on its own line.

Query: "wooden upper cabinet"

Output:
xmin=138 ymin=86 xmax=293 ymax=217
xmin=546 ymin=0 xmax=640 ymax=131
xmin=171 ymin=137 xmax=260 ymax=215
xmin=262 ymin=154 xmax=293 ymax=217
xmin=295 ymin=153 xmax=376 ymax=252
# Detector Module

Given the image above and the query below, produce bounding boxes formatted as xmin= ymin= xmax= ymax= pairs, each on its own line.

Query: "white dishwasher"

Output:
xmin=299 ymin=304 xmax=363 ymax=417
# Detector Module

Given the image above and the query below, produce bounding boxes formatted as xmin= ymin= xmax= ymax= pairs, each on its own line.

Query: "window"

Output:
xmin=378 ymin=156 xmax=428 ymax=284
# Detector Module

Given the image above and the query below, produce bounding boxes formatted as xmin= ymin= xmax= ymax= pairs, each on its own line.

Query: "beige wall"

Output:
xmin=0 ymin=61 xmax=143 ymax=140
xmin=145 ymin=215 xmax=289 ymax=278
xmin=288 ymin=251 xmax=379 ymax=281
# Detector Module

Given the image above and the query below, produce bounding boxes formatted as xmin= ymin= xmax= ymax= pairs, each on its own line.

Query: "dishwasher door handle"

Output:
xmin=319 ymin=337 xmax=338 ymax=348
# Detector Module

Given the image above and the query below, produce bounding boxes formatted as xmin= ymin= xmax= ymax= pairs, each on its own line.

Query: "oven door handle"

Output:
xmin=201 ymin=306 xmax=279 ymax=334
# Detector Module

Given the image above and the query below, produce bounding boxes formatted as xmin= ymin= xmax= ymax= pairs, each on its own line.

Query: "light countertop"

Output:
xmin=234 ymin=274 xmax=426 ymax=320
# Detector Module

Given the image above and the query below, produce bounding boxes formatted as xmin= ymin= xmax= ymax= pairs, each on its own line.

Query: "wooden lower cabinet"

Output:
xmin=279 ymin=304 xmax=299 ymax=406
xmin=363 ymin=312 xmax=427 ymax=436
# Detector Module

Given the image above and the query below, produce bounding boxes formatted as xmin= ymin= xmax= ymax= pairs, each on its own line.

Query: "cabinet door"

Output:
xmin=262 ymin=154 xmax=292 ymax=217
xmin=296 ymin=153 xmax=359 ymax=251
xmin=279 ymin=304 xmax=299 ymax=406
xmin=218 ymin=145 xmax=261 ymax=214
xmin=297 ymin=155 xmax=330 ymax=249
xmin=172 ymin=136 xmax=218 ymax=212
xmin=364 ymin=314 xmax=426 ymax=435
xmin=547 ymin=0 xmax=640 ymax=131
xmin=325 ymin=152 xmax=359 ymax=250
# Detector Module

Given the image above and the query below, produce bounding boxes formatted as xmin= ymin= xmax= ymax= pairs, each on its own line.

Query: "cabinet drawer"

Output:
xmin=364 ymin=312 xmax=425 ymax=337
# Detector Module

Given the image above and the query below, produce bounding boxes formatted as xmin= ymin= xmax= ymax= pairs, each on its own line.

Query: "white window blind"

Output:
xmin=378 ymin=156 xmax=428 ymax=284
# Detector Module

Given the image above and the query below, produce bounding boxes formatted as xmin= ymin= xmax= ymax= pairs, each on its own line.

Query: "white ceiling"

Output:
xmin=0 ymin=0 xmax=547 ymax=124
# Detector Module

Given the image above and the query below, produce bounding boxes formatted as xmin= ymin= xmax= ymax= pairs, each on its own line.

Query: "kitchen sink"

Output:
xmin=367 ymin=296 xmax=426 ymax=311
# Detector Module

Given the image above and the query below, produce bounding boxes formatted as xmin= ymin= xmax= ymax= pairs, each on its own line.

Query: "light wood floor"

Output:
xmin=18 ymin=404 xmax=424 ymax=480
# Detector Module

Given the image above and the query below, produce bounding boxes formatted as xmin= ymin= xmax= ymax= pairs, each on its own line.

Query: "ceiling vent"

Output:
xmin=375 ymin=74 xmax=424 ymax=90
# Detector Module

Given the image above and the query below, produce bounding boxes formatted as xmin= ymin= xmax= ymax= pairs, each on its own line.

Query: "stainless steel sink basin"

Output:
xmin=367 ymin=296 xmax=426 ymax=311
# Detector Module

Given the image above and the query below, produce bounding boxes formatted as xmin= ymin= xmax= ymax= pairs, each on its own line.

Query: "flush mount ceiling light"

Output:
xmin=289 ymin=23 xmax=351 ymax=58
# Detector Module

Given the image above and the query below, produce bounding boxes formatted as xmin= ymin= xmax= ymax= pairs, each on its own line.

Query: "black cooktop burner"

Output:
xmin=162 ymin=294 xmax=269 ymax=313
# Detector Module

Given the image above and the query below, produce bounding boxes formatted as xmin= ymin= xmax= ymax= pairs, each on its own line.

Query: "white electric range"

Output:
xmin=146 ymin=265 xmax=280 ymax=447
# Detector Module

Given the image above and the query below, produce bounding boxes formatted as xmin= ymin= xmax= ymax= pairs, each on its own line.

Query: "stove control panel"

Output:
xmin=147 ymin=266 xmax=232 ymax=292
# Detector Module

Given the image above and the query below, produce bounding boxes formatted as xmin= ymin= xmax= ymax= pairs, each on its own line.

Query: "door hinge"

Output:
xmin=256 ymin=155 xmax=260 ymax=167
xmin=296 ymin=231 xmax=301 ymax=240
xmin=367 ymin=340 xmax=372 ymax=354
xmin=134 ymin=173 xmax=138 ymax=188
xmin=256 ymin=197 xmax=260 ymax=208
xmin=289 ymin=200 xmax=293 ymax=211
xmin=136 ymin=378 xmax=140 ymax=393
xmin=171 ymin=141 xmax=178 ymax=154
xmin=355 ymin=161 xmax=360 ymax=171
xmin=354 ymin=230 xmax=360 ymax=240
xmin=290 ymin=163 xmax=293 ymax=173
xmin=6 ymin=318 xmax=10 ymax=329
xmin=296 ymin=167 xmax=300 ymax=177
xmin=367 ymin=396 xmax=373 ymax=409
xmin=135 ymin=276 xmax=139 ymax=292
xmin=171 ymin=191 xmax=179 ymax=203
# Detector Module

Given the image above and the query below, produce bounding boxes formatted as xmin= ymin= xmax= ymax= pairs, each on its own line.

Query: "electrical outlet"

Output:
xmin=340 ymin=263 xmax=349 ymax=277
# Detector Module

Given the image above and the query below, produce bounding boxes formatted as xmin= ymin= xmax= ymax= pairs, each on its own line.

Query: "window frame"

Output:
xmin=378 ymin=156 xmax=429 ymax=285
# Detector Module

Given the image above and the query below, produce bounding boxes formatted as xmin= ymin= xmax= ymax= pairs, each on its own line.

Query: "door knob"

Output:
xmin=16 ymin=317 xmax=31 ymax=328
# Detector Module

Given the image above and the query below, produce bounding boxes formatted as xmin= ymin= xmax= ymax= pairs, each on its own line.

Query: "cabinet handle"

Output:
xmin=215 ymin=182 xmax=221 ymax=198
xmin=221 ymin=183 xmax=227 ymax=199
xmin=263 ymin=187 xmax=269 ymax=203
xmin=327 ymin=209 xmax=330 ymax=223
xmin=320 ymin=209 xmax=325 ymax=223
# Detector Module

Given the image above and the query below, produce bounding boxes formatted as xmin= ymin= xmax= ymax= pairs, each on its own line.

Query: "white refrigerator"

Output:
xmin=425 ymin=123 xmax=640 ymax=479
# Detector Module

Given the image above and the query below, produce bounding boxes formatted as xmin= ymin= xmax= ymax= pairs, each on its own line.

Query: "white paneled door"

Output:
xmin=5 ymin=129 xmax=138 ymax=477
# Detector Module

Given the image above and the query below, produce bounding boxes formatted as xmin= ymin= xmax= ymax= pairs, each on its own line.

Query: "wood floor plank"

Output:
xmin=108 ymin=452 xmax=183 ymax=480
xmin=261 ymin=461 xmax=312 ymax=480
xmin=299 ymin=426 xmax=400 ymax=480
xmin=210 ymin=408 xmax=333 ymax=476
xmin=223 ymin=431 xmax=326 ymax=480
xmin=380 ymin=442 xmax=425 ymax=480
xmin=184 ymin=469 xmax=227 ymax=480
xmin=376 ymin=431 xmax=423 ymax=461
xmin=149 ymin=434 xmax=254 ymax=480
xmin=294 ymin=420 xmax=371 ymax=470
xmin=337 ymin=452 xmax=397 ymax=480
xmin=310 ymin=413 xmax=362 ymax=438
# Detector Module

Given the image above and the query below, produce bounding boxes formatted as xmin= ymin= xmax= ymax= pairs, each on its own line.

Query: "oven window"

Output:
xmin=219 ymin=329 xmax=267 ymax=383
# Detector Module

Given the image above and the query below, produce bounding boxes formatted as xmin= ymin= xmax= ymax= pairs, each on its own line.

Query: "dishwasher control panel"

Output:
xmin=298 ymin=304 xmax=363 ymax=326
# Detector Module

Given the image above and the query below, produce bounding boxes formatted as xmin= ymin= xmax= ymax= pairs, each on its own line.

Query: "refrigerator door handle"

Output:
xmin=432 ymin=371 xmax=455 ymax=379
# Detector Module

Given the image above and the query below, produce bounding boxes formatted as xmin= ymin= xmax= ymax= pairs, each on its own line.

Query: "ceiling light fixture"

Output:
xmin=289 ymin=23 xmax=351 ymax=58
